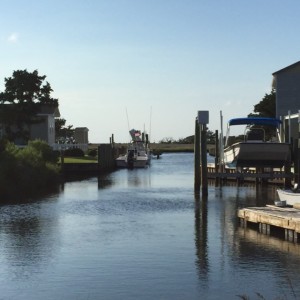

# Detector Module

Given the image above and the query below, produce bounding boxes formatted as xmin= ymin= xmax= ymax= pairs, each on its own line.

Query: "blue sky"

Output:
xmin=1 ymin=0 xmax=300 ymax=143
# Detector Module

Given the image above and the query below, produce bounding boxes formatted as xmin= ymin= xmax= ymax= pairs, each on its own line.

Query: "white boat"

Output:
xmin=277 ymin=188 xmax=300 ymax=206
xmin=115 ymin=129 xmax=151 ymax=168
xmin=223 ymin=117 xmax=291 ymax=168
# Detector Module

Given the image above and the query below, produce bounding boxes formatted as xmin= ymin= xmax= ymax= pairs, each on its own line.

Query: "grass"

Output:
xmin=60 ymin=156 xmax=97 ymax=163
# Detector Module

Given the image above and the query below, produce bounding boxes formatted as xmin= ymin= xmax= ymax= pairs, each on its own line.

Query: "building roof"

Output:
xmin=75 ymin=127 xmax=89 ymax=131
xmin=38 ymin=105 xmax=60 ymax=117
xmin=272 ymin=61 xmax=300 ymax=88
xmin=0 ymin=103 xmax=60 ymax=117
xmin=272 ymin=61 xmax=300 ymax=75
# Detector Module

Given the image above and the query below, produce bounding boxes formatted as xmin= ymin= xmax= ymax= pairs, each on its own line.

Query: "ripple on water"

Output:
xmin=60 ymin=186 xmax=196 ymax=216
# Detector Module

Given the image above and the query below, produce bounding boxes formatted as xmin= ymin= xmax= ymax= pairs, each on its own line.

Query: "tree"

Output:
xmin=0 ymin=69 xmax=58 ymax=142
xmin=248 ymin=89 xmax=276 ymax=118
xmin=55 ymin=118 xmax=75 ymax=143
xmin=248 ymin=89 xmax=277 ymax=140
xmin=177 ymin=130 xmax=216 ymax=144
xmin=159 ymin=137 xmax=175 ymax=144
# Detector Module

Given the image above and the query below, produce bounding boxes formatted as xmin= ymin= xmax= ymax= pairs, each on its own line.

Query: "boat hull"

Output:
xmin=277 ymin=189 xmax=300 ymax=206
xmin=115 ymin=155 xmax=150 ymax=168
xmin=224 ymin=142 xmax=291 ymax=168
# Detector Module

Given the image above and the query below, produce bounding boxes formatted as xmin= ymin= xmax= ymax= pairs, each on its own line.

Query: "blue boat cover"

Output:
xmin=228 ymin=117 xmax=282 ymax=127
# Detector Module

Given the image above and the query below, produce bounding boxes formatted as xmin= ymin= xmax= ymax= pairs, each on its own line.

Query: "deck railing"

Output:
xmin=51 ymin=143 xmax=89 ymax=152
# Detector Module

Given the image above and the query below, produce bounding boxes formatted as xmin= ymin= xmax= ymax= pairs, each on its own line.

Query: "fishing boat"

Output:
xmin=277 ymin=187 xmax=300 ymax=206
xmin=115 ymin=129 xmax=151 ymax=168
xmin=223 ymin=117 xmax=291 ymax=168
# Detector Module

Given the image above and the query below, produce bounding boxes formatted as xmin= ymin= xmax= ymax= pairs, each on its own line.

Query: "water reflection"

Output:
xmin=236 ymin=227 xmax=300 ymax=257
xmin=234 ymin=226 xmax=300 ymax=297
xmin=0 ymin=201 xmax=59 ymax=280
xmin=110 ymin=168 xmax=152 ymax=188
xmin=97 ymin=174 xmax=113 ymax=189
xmin=194 ymin=193 xmax=208 ymax=283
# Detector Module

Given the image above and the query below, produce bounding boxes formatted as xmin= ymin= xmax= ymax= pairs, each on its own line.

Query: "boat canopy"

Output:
xmin=228 ymin=117 xmax=282 ymax=127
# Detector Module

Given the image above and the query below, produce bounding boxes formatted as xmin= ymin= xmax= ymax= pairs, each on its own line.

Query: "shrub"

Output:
xmin=64 ymin=147 xmax=85 ymax=157
xmin=0 ymin=141 xmax=60 ymax=200
xmin=88 ymin=148 xmax=97 ymax=157
xmin=28 ymin=139 xmax=59 ymax=163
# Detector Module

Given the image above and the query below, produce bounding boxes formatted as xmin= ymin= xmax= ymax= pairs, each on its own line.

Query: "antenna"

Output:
xmin=149 ymin=106 xmax=152 ymax=141
xmin=126 ymin=107 xmax=130 ymax=131
xmin=125 ymin=107 xmax=131 ymax=142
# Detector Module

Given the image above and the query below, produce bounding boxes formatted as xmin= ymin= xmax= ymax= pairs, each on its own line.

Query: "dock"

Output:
xmin=206 ymin=163 xmax=293 ymax=184
xmin=238 ymin=205 xmax=300 ymax=243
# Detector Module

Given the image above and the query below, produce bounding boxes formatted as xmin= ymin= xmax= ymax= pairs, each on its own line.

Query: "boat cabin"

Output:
xmin=225 ymin=117 xmax=282 ymax=147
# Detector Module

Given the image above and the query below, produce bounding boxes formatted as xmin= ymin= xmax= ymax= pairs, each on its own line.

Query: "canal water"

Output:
xmin=1 ymin=153 xmax=300 ymax=299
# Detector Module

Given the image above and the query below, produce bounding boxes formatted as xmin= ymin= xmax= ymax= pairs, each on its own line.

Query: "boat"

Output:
xmin=115 ymin=129 xmax=151 ymax=168
xmin=277 ymin=187 xmax=300 ymax=206
xmin=223 ymin=117 xmax=291 ymax=168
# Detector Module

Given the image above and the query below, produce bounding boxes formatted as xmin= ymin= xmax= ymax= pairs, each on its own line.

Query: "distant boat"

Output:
xmin=277 ymin=188 xmax=300 ymax=206
xmin=115 ymin=129 xmax=151 ymax=168
xmin=223 ymin=117 xmax=291 ymax=168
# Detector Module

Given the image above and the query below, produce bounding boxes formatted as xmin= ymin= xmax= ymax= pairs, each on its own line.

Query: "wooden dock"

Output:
xmin=238 ymin=205 xmax=300 ymax=243
xmin=207 ymin=163 xmax=293 ymax=184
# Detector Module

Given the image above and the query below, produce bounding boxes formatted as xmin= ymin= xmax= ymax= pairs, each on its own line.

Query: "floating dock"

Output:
xmin=238 ymin=205 xmax=300 ymax=243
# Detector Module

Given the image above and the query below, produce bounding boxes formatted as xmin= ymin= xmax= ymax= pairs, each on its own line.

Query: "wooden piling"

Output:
xmin=214 ymin=130 xmax=219 ymax=186
xmin=296 ymin=119 xmax=300 ymax=187
xmin=98 ymin=144 xmax=115 ymax=171
xmin=293 ymin=141 xmax=299 ymax=186
xmin=194 ymin=119 xmax=201 ymax=192
xmin=284 ymin=163 xmax=292 ymax=188
xmin=200 ymin=125 xmax=208 ymax=196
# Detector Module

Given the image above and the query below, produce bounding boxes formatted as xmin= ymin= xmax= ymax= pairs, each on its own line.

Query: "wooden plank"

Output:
xmin=238 ymin=206 xmax=300 ymax=233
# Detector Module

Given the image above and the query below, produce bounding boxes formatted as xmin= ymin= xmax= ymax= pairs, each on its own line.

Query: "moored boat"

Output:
xmin=277 ymin=188 xmax=300 ymax=206
xmin=115 ymin=129 xmax=151 ymax=168
xmin=223 ymin=117 xmax=291 ymax=168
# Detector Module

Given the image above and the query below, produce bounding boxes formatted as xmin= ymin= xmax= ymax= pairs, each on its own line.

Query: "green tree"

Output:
xmin=176 ymin=130 xmax=216 ymax=144
xmin=248 ymin=89 xmax=276 ymax=118
xmin=55 ymin=118 xmax=75 ymax=143
xmin=0 ymin=69 xmax=58 ymax=142
xmin=248 ymin=89 xmax=277 ymax=140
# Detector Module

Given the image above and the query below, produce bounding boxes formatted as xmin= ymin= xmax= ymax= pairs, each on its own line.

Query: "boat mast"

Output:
xmin=149 ymin=106 xmax=152 ymax=142
xmin=126 ymin=107 xmax=131 ymax=142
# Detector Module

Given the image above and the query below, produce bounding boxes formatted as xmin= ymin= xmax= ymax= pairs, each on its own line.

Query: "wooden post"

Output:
xmin=98 ymin=144 xmax=115 ymax=171
xmin=214 ymin=130 xmax=219 ymax=186
xmin=201 ymin=125 xmax=208 ymax=196
xmin=293 ymin=141 xmax=298 ymax=185
xmin=284 ymin=135 xmax=292 ymax=188
xmin=297 ymin=112 xmax=300 ymax=187
xmin=60 ymin=149 xmax=64 ymax=173
xmin=194 ymin=119 xmax=201 ymax=192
